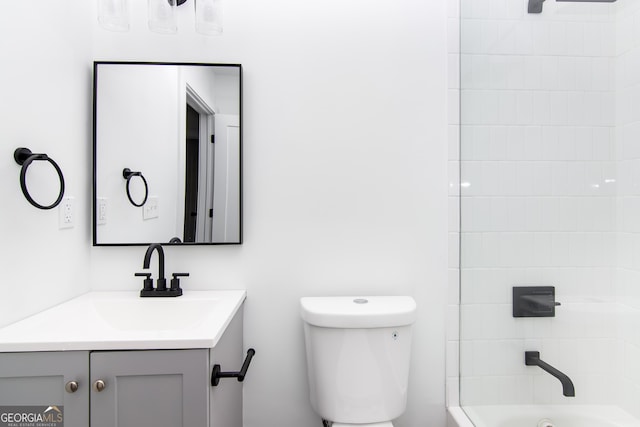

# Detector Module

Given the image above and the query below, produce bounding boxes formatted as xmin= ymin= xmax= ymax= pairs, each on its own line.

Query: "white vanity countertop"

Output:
xmin=0 ymin=290 xmax=246 ymax=352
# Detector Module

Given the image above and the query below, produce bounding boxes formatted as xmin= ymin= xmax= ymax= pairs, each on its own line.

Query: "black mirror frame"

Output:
xmin=92 ymin=61 xmax=243 ymax=246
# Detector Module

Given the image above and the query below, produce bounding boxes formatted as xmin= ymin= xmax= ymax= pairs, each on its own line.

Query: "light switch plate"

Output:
xmin=143 ymin=196 xmax=159 ymax=220
xmin=97 ymin=197 xmax=107 ymax=225
xmin=58 ymin=197 xmax=75 ymax=229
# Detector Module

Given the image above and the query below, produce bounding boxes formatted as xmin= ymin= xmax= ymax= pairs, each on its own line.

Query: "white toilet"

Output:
xmin=300 ymin=296 xmax=417 ymax=427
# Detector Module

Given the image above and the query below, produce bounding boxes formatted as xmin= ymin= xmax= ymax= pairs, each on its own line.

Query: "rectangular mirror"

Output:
xmin=93 ymin=62 xmax=242 ymax=246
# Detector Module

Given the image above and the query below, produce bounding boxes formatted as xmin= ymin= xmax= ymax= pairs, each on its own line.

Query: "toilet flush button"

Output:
xmin=353 ymin=298 xmax=368 ymax=304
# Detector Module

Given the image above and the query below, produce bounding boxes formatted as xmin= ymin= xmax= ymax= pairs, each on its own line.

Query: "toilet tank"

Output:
xmin=300 ymin=296 xmax=416 ymax=424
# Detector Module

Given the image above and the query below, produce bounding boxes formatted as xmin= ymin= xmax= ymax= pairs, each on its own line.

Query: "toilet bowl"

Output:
xmin=300 ymin=296 xmax=416 ymax=427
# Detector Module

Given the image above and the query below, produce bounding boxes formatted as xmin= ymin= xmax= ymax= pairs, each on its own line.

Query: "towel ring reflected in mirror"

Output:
xmin=122 ymin=168 xmax=149 ymax=207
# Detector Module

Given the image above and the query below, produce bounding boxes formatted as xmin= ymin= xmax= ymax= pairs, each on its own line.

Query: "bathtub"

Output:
xmin=447 ymin=405 xmax=640 ymax=427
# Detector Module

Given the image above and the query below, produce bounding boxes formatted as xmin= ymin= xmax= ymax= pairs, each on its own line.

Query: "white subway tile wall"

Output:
xmin=615 ymin=0 xmax=640 ymax=417
xmin=449 ymin=0 xmax=640 ymax=416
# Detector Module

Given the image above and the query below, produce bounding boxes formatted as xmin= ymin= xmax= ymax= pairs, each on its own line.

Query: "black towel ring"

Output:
xmin=14 ymin=147 xmax=65 ymax=210
xmin=122 ymin=168 xmax=148 ymax=207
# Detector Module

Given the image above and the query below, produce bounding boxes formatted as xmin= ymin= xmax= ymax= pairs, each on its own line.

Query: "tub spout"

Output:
xmin=525 ymin=351 xmax=575 ymax=397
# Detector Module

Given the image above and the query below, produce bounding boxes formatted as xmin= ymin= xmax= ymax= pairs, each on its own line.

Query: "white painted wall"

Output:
xmin=90 ymin=2 xmax=449 ymax=427
xmin=0 ymin=1 xmax=93 ymax=327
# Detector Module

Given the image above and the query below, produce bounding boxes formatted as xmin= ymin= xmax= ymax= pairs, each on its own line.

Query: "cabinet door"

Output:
xmin=90 ymin=349 xmax=209 ymax=427
xmin=0 ymin=351 xmax=89 ymax=427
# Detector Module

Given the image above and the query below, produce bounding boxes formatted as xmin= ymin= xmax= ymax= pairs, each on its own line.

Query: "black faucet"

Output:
xmin=136 ymin=243 xmax=188 ymax=297
xmin=525 ymin=351 xmax=575 ymax=397
xmin=145 ymin=243 xmax=166 ymax=290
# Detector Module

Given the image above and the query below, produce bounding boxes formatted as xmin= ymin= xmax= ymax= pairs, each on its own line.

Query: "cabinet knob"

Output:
xmin=93 ymin=379 xmax=106 ymax=392
xmin=65 ymin=381 xmax=79 ymax=393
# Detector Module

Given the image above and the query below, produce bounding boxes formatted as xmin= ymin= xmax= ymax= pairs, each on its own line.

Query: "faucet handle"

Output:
xmin=170 ymin=273 xmax=189 ymax=292
xmin=135 ymin=272 xmax=153 ymax=291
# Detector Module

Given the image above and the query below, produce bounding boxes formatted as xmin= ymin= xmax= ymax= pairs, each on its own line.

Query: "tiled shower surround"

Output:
xmin=452 ymin=0 xmax=640 ymax=417
xmin=614 ymin=0 xmax=640 ymax=414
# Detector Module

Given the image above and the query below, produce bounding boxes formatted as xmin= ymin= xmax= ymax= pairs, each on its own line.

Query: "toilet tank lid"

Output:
xmin=300 ymin=296 xmax=417 ymax=328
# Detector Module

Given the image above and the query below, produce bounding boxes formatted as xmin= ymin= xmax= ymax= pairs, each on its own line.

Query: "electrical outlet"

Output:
xmin=143 ymin=196 xmax=159 ymax=220
xmin=97 ymin=197 xmax=107 ymax=225
xmin=58 ymin=197 xmax=75 ymax=229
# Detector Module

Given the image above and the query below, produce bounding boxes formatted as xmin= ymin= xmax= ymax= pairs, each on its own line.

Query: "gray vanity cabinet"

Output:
xmin=0 ymin=350 xmax=211 ymax=427
xmin=0 ymin=306 xmax=244 ymax=427
xmin=90 ymin=349 xmax=209 ymax=427
xmin=0 ymin=351 xmax=89 ymax=427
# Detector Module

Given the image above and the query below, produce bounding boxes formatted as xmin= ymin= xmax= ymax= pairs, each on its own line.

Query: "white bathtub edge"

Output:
xmin=447 ymin=406 xmax=474 ymax=427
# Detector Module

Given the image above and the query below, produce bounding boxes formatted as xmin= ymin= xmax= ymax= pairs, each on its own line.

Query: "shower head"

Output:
xmin=528 ymin=0 xmax=617 ymax=14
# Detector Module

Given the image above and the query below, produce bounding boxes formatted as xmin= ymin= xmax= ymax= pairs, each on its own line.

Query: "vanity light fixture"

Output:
xmin=98 ymin=0 xmax=222 ymax=35
xmin=194 ymin=0 xmax=223 ymax=35
xmin=148 ymin=0 xmax=178 ymax=34
xmin=98 ymin=0 xmax=130 ymax=31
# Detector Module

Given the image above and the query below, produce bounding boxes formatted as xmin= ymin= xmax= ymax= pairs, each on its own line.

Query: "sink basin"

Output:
xmin=0 ymin=290 xmax=245 ymax=351
xmin=91 ymin=298 xmax=219 ymax=331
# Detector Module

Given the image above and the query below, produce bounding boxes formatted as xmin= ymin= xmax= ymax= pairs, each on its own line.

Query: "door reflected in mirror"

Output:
xmin=93 ymin=62 xmax=242 ymax=245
